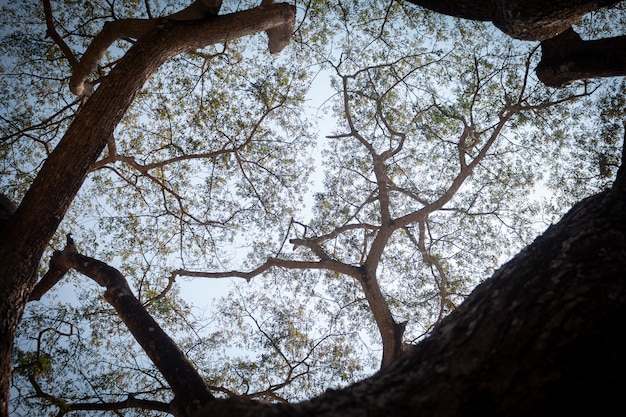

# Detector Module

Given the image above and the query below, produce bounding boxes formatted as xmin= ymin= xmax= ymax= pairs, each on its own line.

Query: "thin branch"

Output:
xmin=0 ymin=102 xmax=79 ymax=144
xmin=291 ymin=222 xmax=379 ymax=249
xmin=143 ymin=0 xmax=154 ymax=19
xmin=42 ymin=0 xmax=79 ymax=69
xmin=405 ymin=223 xmax=452 ymax=324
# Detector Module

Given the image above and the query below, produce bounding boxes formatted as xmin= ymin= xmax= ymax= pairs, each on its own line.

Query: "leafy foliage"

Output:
xmin=2 ymin=0 xmax=624 ymax=414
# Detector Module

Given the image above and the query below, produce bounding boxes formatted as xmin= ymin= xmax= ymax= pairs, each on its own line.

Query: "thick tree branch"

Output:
xmin=48 ymin=247 xmax=214 ymax=416
xmin=404 ymin=1 xmax=623 ymax=87
xmin=28 ymin=235 xmax=76 ymax=301
xmin=169 ymin=0 xmax=223 ymax=20
xmin=0 ymin=9 xmax=298 ymax=377
xmin=67 ymin=2 xmax=293 ymax=98
xmin=536 ymin=28 xmax=626 ymax=87
xmin=403 ymin=0 xmax=494 ymax=22
xmin=0 ymin=195 xmax=16 ymax=232
xmin=28 ymin=374 xmax=173 ymax=417
xmin=262 ymin=0 xmax=296 ymax=54
xmin=405 ymin=0 xmax=619 ymax=40
xmin=490 ymin=0 xmax=619 ymax=40
xmin=69 ymin=0 xmax=226 ymax=98
xmin=70 ymin=17 xmax=157 ymax=97
xmin=62 ymin=396 xmax=172 ymax=415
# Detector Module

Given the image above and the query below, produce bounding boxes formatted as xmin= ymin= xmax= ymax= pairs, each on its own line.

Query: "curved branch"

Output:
xmin=62 ymin=396 xmax=172 ymax=415
xmin=28 ymin=234 xmax=76 ymax=301
xmin=405 ymin=0 xmax=619 ymax=41
xmin=30 ymin=385 xmax=173 ymax=417
xmin=42 ymin=0 xmax=79 ymax=69
xmin=70 ymin=17 xmax=157 ymax=97
xmin=69 ymin=1 xmax=292 ymax=98
xmin=194 ymin=176 xmax=626 ymax=417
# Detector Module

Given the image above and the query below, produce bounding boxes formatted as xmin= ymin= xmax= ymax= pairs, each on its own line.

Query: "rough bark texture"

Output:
xmin=2 ymin=1 xmax=625 ymax=415
xmin=193 ymin=159 xmax=626 ymax=417
xmin=28 ymin=148 xmax=626 ymax=417
xmin=536 ymin=28 xmax=626 ymax=86
xmin=491 ymin=0 xmax=619 ymax=40
xmin=402 ymin=0 xmax=495 ymax=22
xmin=405 ymin=0 xmax=619 ymax=40
xmin=0 ymin=5 xmax=295 ymax=416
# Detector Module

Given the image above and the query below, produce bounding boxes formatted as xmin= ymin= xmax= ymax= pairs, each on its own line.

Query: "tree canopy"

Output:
xmin=1 ymin=1 xmax=625 ymax=416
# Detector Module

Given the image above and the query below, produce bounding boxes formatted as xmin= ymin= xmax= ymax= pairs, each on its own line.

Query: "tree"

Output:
xmin=186 ymin=32 xmax=599 ymax=371
xmin=406 ymin=0 xmax=626 ymax=86
xmin=1 ymin=1 xmax=299 ymax=415
xmin=1 ymin=1 xmax=625 ymax=416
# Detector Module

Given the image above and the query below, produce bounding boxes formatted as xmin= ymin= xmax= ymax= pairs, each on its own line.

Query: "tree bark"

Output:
xmin=402 ymin=0 xmax=496 ymax=22
xmin=490 ymin=0 xmax=619 ymax=41
xmin=23 ymin=151 xmax=626 ymax=417
xmin=358 ymin=267 xmax=406 ymax=369
xmin=3 ymin=1 xmax=625 ymax=415
xmin=0 ymin=5 xmax=295 ymax=416
xmin=536 ymin=27 xmax=626 ymax=87
xmin=405 ymin=0 xmax=619 ymax=40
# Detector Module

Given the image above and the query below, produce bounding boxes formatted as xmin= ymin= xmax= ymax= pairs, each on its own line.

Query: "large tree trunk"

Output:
xmin=0 ymin=6 xmax=295 ymax=416
xmin=195 ymin=156 xmax=626 ymax=416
